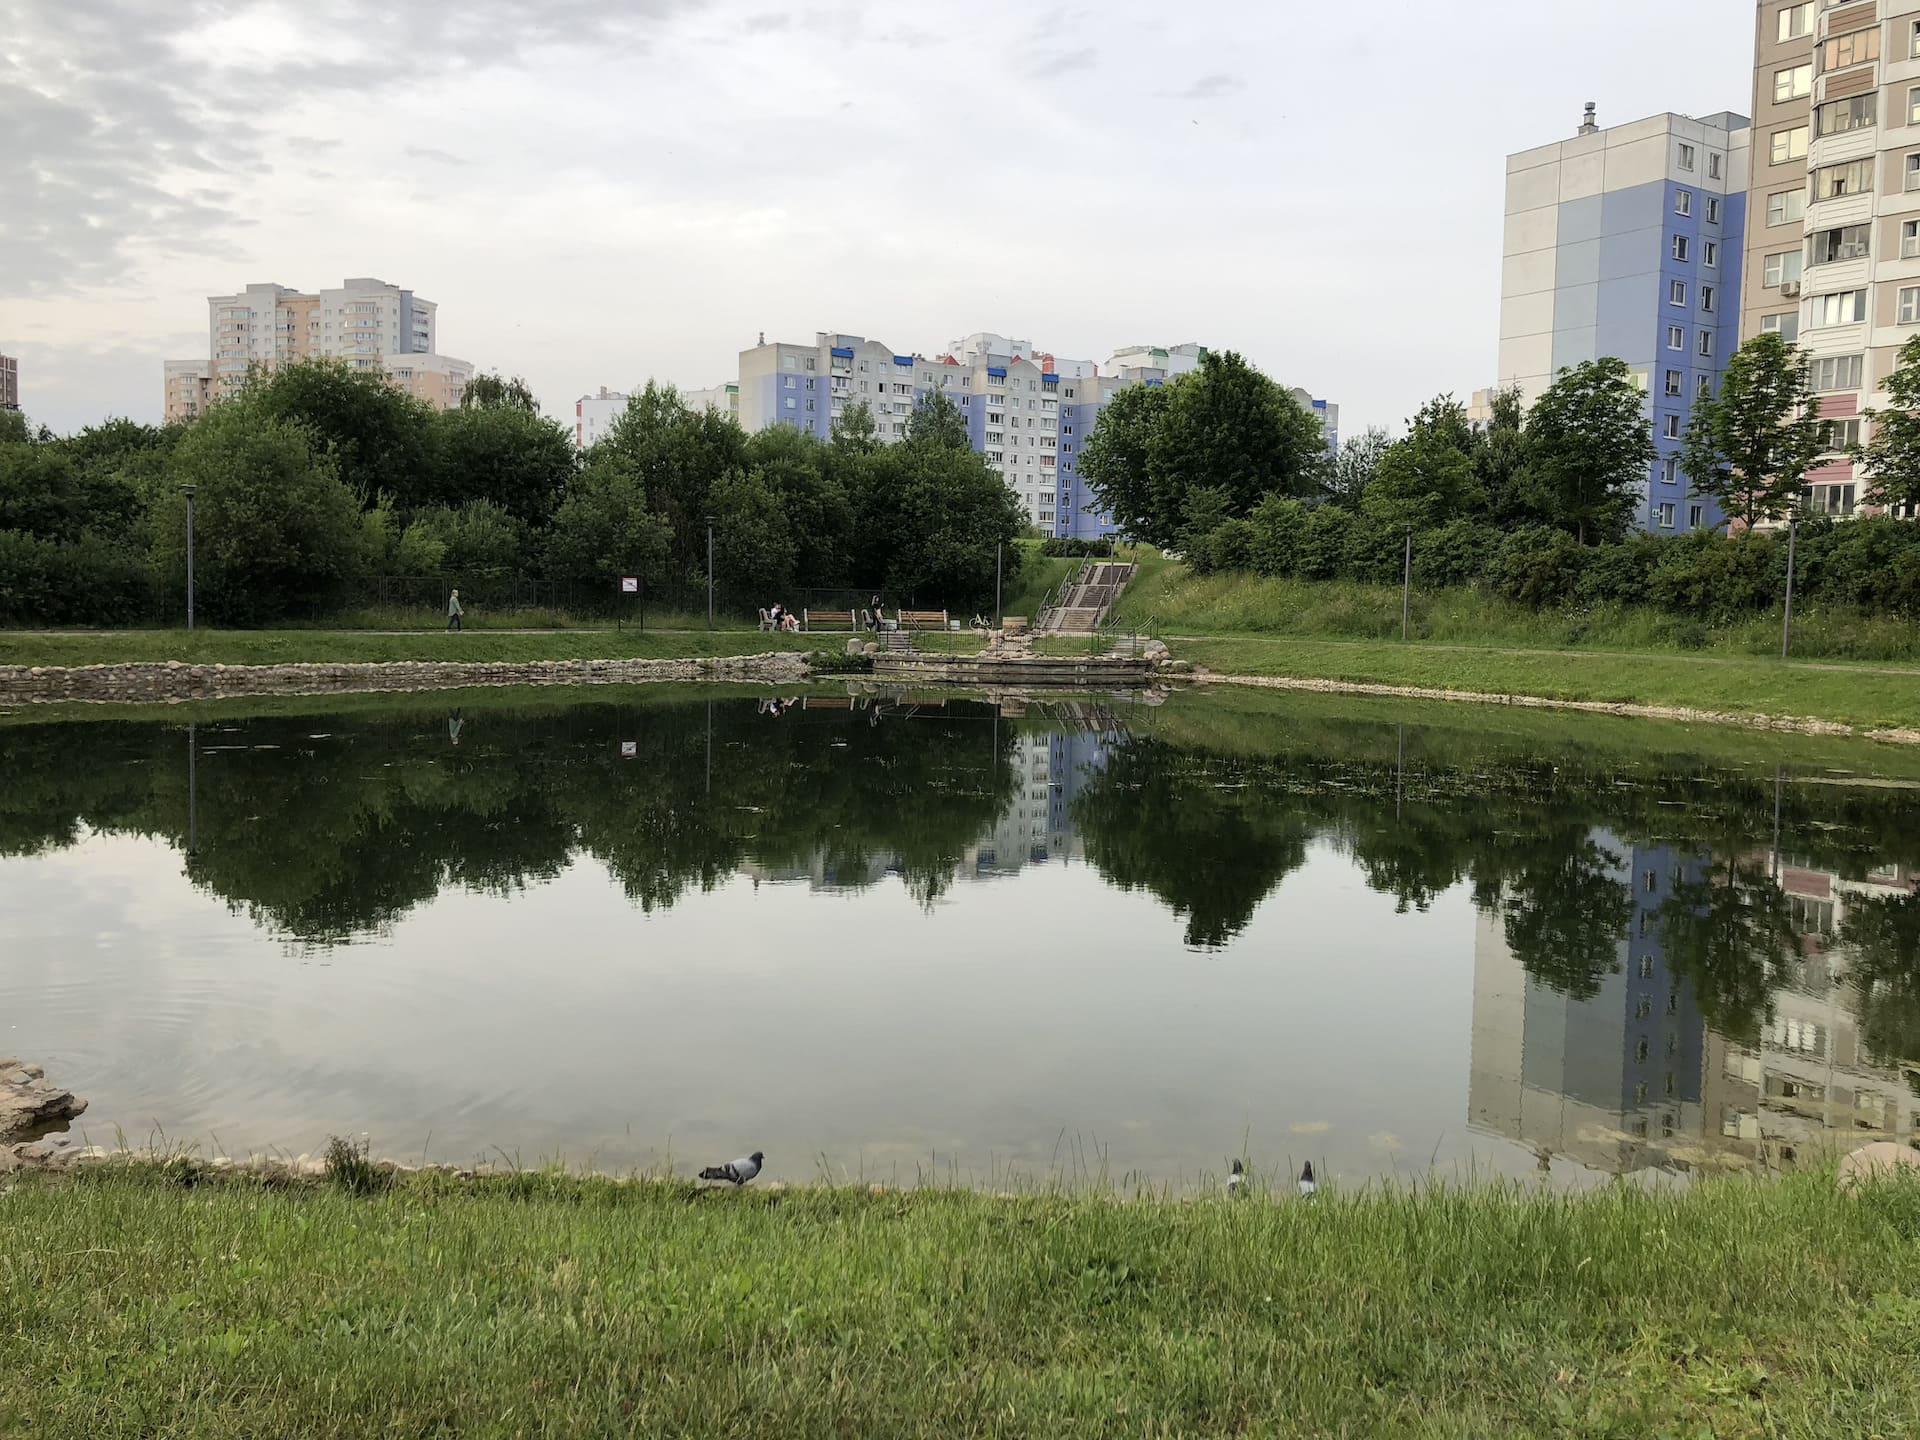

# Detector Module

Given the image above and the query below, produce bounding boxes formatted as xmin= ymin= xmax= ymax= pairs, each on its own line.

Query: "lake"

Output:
xmin=4 ymin=684 xmax=1918 ymax=1191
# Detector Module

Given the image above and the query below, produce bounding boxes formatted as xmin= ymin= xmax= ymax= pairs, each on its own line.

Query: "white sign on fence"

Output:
xmin=620 ymin=577 xmax=639 ymax=593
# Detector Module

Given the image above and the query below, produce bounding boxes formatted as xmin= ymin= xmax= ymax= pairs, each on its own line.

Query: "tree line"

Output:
xmin=0 ymin=361 xmax=1025 ymax=626
xmin=1083 ymin=338 xmax=1920 ymax=619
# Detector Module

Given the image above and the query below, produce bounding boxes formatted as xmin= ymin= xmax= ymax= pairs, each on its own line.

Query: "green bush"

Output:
xmin=1801 ymin=517 xmax=1920 ymax=615
xmin=1577 ymin=535 xmax=1667 ymax=608
xmin=1297 ymin=507 xmax=1352 ymax=580
xmin=1412 ymin=520 xmax=1500 ymax=589
xmin=1488 ymin=526 xmax=1587 ymax=606
xmin=1340 ymin=517 xmax=1406 ymax=586
xmin=1247 ymin=495 xmax=1310 ymax=578
xmin=1649 ymin=532 xmax=1781 ymax=622
xmin=0 ymin=531 xmax=154 ymax=626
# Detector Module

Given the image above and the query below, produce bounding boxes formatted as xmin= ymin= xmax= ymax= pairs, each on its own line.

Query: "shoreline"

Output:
xmin=1201 ymin=669 xmax=1920 ymax=746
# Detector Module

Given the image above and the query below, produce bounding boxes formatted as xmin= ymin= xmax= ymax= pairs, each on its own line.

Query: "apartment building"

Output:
xmin=164 ymin=277 xmax=471 ymax=417
xmin=163 ymin=360 xmax=211 ymax=424
xmin=0 ymin=353 xmax=17 ymax=412
xmin=1743 ymin=0 xmax=1920 ymax=519
xmin=1501 ymin=106 xmax=1752 ymax=533
xmin=680 ymin=382 xmax=741 ymax=424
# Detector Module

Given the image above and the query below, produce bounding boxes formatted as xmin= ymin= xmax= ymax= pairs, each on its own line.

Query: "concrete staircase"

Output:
xmin=1038 ymin=561 xmax=1137 ymax=635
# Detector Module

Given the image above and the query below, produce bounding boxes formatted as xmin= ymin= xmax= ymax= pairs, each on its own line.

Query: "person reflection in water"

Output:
xmin=448 ymin=709 xmax=464 ymax=746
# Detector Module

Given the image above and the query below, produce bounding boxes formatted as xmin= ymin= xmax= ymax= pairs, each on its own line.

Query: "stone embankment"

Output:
xmin=0 ymin=652 xmax=812 ymax=705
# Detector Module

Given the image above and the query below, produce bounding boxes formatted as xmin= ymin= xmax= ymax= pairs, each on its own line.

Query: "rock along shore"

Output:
xmin=0 ymin=652 xmax=812 ymax=705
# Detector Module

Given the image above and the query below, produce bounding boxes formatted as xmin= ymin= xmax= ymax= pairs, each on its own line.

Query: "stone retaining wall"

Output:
xmin=0 ymin=652 xmax=813 ymax=705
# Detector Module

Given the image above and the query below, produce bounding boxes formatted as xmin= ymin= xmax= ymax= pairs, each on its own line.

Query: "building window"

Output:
xmin=1778 ymin=2 xmax=1812 ymax=42
xmin=1709 ymin=152 xmax=1722 ymax=180
xmin=1696 ymin=373 xmax=1712 ymax=398
xmin=1814 ymin=289 xmax=1867 ymax=326
xmin=1822 ymin=418 xmax=1863 ymax=451
xmin=1813 ymin=160 xmax=1874 ymax=200
xmin=1902 ymin=287 xmax=1920 ymax=324
xmin=1824 ymin=27 xmax=1880 ymax=72
xmin=1663 ymin=414 xmax=1682 ymax=439
xmin=1762 ymin=311 xmax=1800 ymax=343
xmin=1816 ymin=93 xmax=1876 ymax=137
xmin=1906 ymin=220 xmax=1920 ymax=260
xmin=1677 ymin=142 xmax=1696 ymax=172
xmin=1675 ymin=188 xmax=1692 ymax=217
xmin=1688 ymin=504 xmax=1704 ymax=528
xmin=1770 ymin=125 xmax=1808 ymax=165
xmin=1774 ymin=63 xmax=1812 ymax=103
xmin=1655 ymin=502 xmax=1676 ymax=529
xmin=1669 ymin=279 xmax=1687 ymax=307
xmin=1703 ymin=240 xmax=1718 ymax=268
xmin=1812 ymin=354 xmax=1864 ymax=391
xmin=1911 ymin=87 xmax=1920 ymax=127
xmin=1697 ymin=330 xmax=1714 ymax=359
xmin=1672 ymin=234 xmax=1690 ymax=263
xmin=1811 ymin=224 xmax=1871 ymax=264
xmin=1661 ymin=456 xmax=1679 ymax=485
xmin=1667 ymin=325 xmax=1685 ymax=351
xmin=1700 ymin=285 xmax=1716 ymax=314
xmin=1762 ymin=251 xmax=1801 ymax=289
xmin=1768 ymin=189 xmax=1806 ymax=226
xmin=1665 ymin=369 xmax=1683 ymax=396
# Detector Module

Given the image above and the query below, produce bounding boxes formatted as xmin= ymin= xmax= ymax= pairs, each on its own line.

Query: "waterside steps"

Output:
xmin=872 ymin=651 xmax=1156 ymax=686
xmin=1036 ymin=560 xmax=1138 ymax=635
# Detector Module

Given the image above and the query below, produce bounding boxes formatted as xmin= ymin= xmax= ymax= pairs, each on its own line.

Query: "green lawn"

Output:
xmin=5 ymin=1165 xmax=1920 ymax=1436
xmin=1174 ymin=635 xmax=1920 ymax=734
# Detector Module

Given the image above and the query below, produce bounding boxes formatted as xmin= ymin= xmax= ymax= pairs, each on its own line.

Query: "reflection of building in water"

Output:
xmin=967 ymin=729 xmax=1109 ymax=878
xmin=1469 ymin=839 xmax=1712 ymax=1173
xmin=1705 ymin=857 xmax=1920 ymax=1170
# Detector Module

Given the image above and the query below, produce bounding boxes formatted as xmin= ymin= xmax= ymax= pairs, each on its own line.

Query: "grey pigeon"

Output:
xmin=699 ymin=1151 xmax=763 ymax=1186
xmin=1298 ymin=1161 xmax=1317 ymax=1198
xmin=1226 ymin=1158 xmax=1245 ymax=1196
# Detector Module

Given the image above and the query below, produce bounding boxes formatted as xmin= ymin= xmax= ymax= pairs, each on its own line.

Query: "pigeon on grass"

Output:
xmin=1298 ymin=1162 xmax=1317 ymax=1198
xmin=699 ymin=1152 xmax=764 ymax=1186
xmin=1227 ymin=1159 xmax=1246 ymax=1196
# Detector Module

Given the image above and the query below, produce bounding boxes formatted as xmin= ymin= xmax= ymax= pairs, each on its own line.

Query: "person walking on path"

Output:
xmin=446 ymin=589 xmax=464 ymax=632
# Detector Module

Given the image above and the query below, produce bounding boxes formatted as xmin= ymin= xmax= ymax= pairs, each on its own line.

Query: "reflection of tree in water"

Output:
xmin=0 ymin=698 xmax=1017 ymax=942
xmin=1656 ymin=855 xmax=1798 ymax=1047
xmin=1840 ymin=891 xmax=1920 ymax=1072
xmin=1070 ymin=741 xmax=1313 ymax=949
xmin=1494 ymin=828 xmax=1633 ymax=1001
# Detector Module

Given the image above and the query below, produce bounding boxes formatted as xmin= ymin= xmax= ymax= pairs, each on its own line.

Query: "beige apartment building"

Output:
xmin=164 ymin=277 xmax=472 ymax=420
xmin=1745 ymin=0 xmax=1920 ymax=517
xmin=162 ymin=360 xmax=211 ymax=424
xmin=0 ymin=353 xmax=17 ymax=412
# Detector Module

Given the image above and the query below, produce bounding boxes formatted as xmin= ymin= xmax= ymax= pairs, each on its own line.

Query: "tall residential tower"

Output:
xmin=1500 ymin=107 xmax=1751 ymax=532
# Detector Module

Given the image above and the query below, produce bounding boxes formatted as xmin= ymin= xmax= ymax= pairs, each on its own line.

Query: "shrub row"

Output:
xmin=1038 ymin=537 xmax=1118 ymax=558
xmin=0 ymin=531 xmax=156 ymax=627
xmin=1185 ymin=500 xmax=1920 ymax=621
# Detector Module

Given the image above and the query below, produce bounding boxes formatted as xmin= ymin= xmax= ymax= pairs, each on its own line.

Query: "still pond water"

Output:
xmin=4 ymin=685 xmax=1919 ymax=1191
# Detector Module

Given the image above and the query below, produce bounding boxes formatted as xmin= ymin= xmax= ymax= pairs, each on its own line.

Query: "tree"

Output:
xmin=709 ymin=468 xmax=799 ymax=595
xmin=1473 ymin=385 xmax=1538 ymax=525
xmin=904 ymin=389 xmax=970 ymax=450
xmin=1364 ymin=395 xmax=1485 ymax=530
xmin=1681 ymin=333 xmax=1823 ymax=530
xmin=593 ymin=383 xmax=746 ymax=584
xmin=830 ymin=400 xmax=881 ymax=455
xmin=542 ymin=458 xmax=672 ymax=590
xmin=243 ymin=358 xmax=434 ymax=510
xmin=152 ymin=401 xmax=365 ymax=623
xmin=744 ymin=426 xmax=852 ymax=586
xmin=1323 ymin=426 xmax=1391 ymax=509
xmin=1522 ymin=359 xmax=1657 ymax=543
xmin=396 ymin=500 xmax=526 ymax=576
xmin=1854 ymin=334 xmax=1920 ymax=513
xmin=461 ymin=373 xmax=541 ymax=413
xmin=1077 ymin=381 xmax=1173 ymax=544
xmin=424 ymin=403 xmax=576 ymax=526
xmin=853 ymin=441 xmax=1025 ymax=606
xmin=1152 ymin=351 xmax=1328 ymax=517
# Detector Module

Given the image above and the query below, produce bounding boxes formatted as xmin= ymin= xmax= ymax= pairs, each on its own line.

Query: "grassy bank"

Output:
xmin=1113 ymin=566 xmax=1920 ymax=663
xmin=5 ymin=1166 xmax=1920 ymax=1436
xmin=1175 ymin=635 xmax=1920 ymax=734
xmin=0 ymin=628 xmax=983 ymax=669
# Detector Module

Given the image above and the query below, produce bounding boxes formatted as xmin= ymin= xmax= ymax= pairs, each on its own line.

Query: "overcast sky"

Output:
xmin=4 ymin=0 xmax=1752 ymax=438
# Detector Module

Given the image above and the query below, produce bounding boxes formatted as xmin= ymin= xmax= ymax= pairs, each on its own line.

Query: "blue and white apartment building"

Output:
xmin=737 ymin=330 xmax=1336 ymax=541
xmin=1498 ymin=107 xmax=1752 ymax=532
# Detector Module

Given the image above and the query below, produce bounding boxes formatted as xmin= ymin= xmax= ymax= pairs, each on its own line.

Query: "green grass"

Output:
xmin=1112 ymin=566 xmax=1920 ymax=663
xmin=5 ymin=1165 xmax=1920 ymax=1436
xmin=1174 ymin=635 xmax=1920 ymax=734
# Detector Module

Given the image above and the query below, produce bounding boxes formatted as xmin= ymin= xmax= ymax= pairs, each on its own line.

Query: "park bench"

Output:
xmin=802 ymin=609 xmax=858 ymax=631
xmin=802 ymin=696 xmax=854 ymax=710
xmin=1001 ymin=616 xmax=1030 ymax=636
xmin=897 ymin=609 xmax=949 ymax=631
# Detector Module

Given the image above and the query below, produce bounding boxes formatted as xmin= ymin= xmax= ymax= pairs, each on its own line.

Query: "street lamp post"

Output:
xmin=1401 ymin=527 xmax=1412 ymax=642
xmin=706 ymin=516 xmax=715 ymax=630
xmin=1781 ymin=515 xmax=1799 ymax=660
xmin=180 ymin=484 xmax=198 ymax=631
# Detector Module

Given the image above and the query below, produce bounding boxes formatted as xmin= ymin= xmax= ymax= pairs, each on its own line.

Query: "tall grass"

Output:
xmin=4 ymin=1165 xmax=1919 ymax=1435
xmin=1114 ymin=569 xmax=1920 ymax=663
